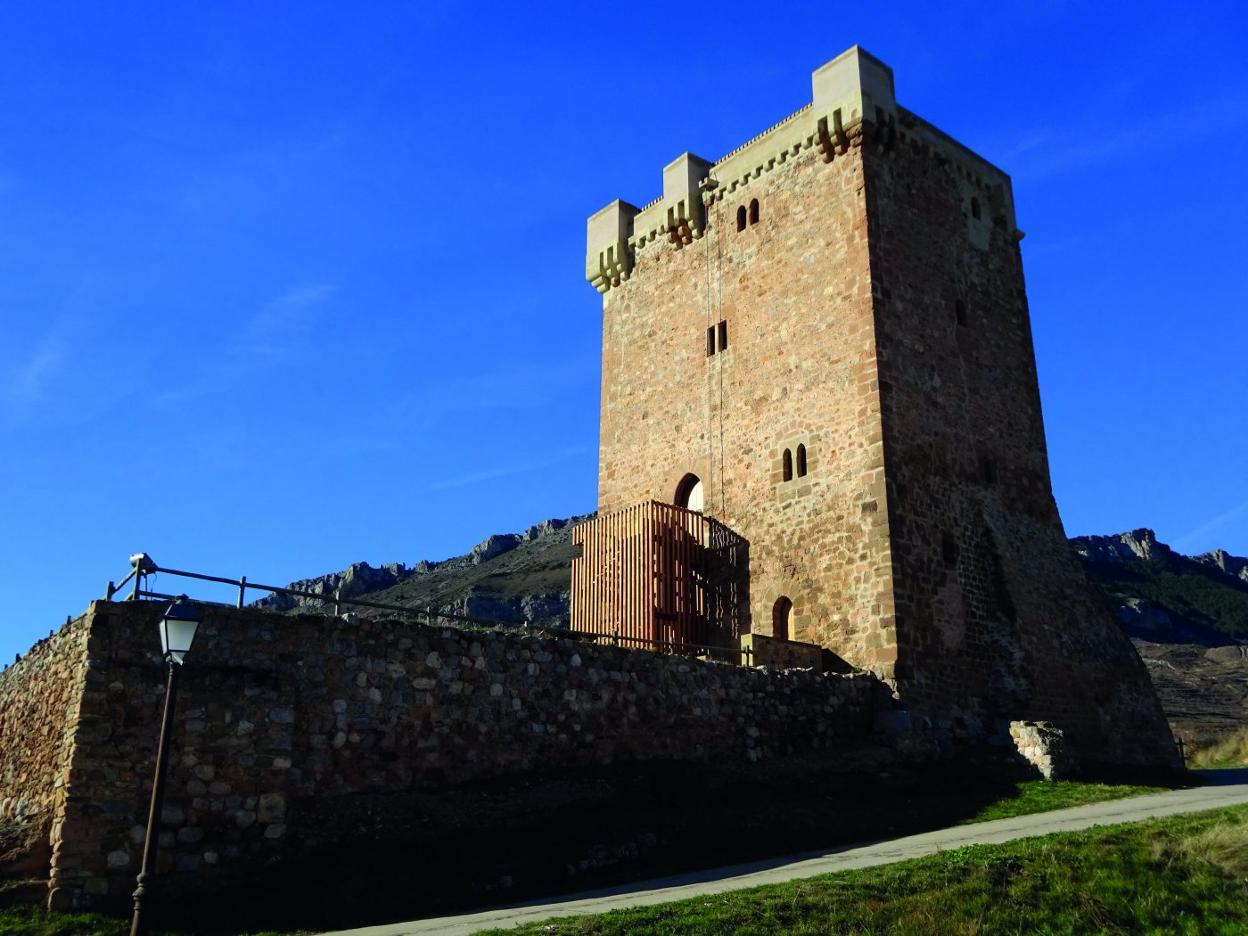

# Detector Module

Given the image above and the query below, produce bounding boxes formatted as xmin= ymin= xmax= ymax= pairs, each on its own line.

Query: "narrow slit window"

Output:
xmin=971 ymin=196 xmax=981 ymax=220
xmin=955 ymin=299 xmax=968 ymax=327
xmin=736 ymin=206 xmax=747 ymax=232
xmin=796 ymin=444 xmax=807 ymax=477
xmin=748 ymin=198 xmax=760 ymax=226
xmin=942 ymin=533 xmax=959 ymax=567
xmin=707 ymin=325 xmax=716 ymax=357
xmin=782 ymin=448 xmax=793 ymax=482
xmin=980 ymin=454 xmax=997 ymax=485
xmin=717 ymin=320 xmax=728 ymax=352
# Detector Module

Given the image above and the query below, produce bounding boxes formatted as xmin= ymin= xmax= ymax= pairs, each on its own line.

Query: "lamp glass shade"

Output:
xmin=159 ymin=600 xmax=200 ymax=664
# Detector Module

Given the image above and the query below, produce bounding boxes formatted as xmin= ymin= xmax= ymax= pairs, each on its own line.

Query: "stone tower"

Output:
xmin=583 ymin=46 xmax=1179 ymax=768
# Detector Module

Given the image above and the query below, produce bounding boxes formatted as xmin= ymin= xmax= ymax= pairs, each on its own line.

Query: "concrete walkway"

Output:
xmin=326 ymin=772 xmax=1248 ymax=936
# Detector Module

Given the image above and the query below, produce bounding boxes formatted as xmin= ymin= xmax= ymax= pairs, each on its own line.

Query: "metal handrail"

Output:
xmin=104 ymin=555 xmax=755 ymax=665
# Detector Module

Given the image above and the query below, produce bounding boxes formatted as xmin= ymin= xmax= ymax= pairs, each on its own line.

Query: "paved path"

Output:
xmin=326 ymin=773 xmax=1248 ymax=936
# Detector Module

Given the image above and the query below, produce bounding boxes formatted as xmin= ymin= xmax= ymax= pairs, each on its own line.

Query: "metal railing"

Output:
xmin=103 ymin=553 xmax=754 ymax=665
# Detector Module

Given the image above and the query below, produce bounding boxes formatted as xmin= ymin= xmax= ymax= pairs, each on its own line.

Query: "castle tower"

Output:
xmin=579 ymin=47 xmax=1178 ymax=768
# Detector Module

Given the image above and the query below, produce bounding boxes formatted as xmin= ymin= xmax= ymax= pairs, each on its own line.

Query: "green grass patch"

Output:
xmin=490 ymin=805 xmax=1248 ymax=936
xmin=960 ymin=779 xmax=1166 ymax=824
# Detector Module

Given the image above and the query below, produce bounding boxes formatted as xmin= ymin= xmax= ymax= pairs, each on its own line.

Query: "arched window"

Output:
xmin=675 ymin=473 xmax=704 ymax=513
xmin=736 ymin=206 xmax=747 ymax=232
xmin=971 ymin=196 xmax=981 ymax=220
xmin=955 ymin=299 xmax=968 ymax=327
xmin=773 ymin=596 xmax=793 ymax=641
xmin=782 ymin=449 xmax=793 ymax=482
xmin=796 ymin=444 xmax=807 ymax=478
xmin=748 ymin=198 xmax=760 ymax=226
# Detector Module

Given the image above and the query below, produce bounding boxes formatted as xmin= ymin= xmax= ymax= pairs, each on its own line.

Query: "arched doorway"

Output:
xmin=772 ymin=596 xmax=793 ymax=641
xmin=674 ymin=473 xmax=704 ymax=513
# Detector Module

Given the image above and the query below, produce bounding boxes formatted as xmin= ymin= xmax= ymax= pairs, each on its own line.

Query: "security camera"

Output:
xmin=129 ymin=553 xmax=158 ymax=574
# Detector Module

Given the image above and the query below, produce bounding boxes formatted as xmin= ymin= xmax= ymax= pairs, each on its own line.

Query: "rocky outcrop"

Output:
xmin=255 ymin=561 xmax=414 ymax=612
xmin=1071 ymin=528 xmax=1248 ymax=644
xmin=1071 ymin=528 xmax=1248 ymax=741
xmin=258 ymin=516 xmax=588 ymax=628
xmin=1197 ymin=548 xmax=1248 ymax=584
xmin=1071 ymin=528 xmax=1176 ymax=565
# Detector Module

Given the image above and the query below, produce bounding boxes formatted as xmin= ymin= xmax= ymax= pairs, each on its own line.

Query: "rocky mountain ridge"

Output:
xmin=1071 ymin=528 xmax=1248 ymax=643
xmin=1070 ymin=528 xmax=1248 ymax=739
xmin=256 ymin=517 xmax=588 ymax=626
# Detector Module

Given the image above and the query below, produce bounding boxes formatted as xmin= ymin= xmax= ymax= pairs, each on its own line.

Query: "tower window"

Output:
xmin=979 ymin=454 xmax=997 ymax=485
xmin=796 ymin=444 xmax=807 ymax=478
xmin=772 ymin=596 xmax=793 ymax=641
xmin=736 ymin=206 xmax=747 ymax=232
xmin=748 ymin=198 xmax=760 ymax=226
xmin=971 ymin=196 xmax=982 ymax=220
xmin=942 ymin=533 xmax=959 ymax=567
xmin=955 ymin=299 xmax=968 ymax=327
xmin=707 ymin=320 xmax=728 ymax=356
xmin=782 ymin=448 xmax=793 ymax=482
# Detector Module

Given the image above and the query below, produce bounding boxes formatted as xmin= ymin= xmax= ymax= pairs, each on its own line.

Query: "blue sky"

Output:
xmin=2 ymin=2 xmax=1246 ymax=662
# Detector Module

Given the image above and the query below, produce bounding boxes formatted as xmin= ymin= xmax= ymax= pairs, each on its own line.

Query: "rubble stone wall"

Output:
xmin=0 ymin=615 xmax=91 ymax=830
xmin=23 ymin=601 xmax=888 ymax=909
xmin=864 ymin=119 xmax=1180 ymax=768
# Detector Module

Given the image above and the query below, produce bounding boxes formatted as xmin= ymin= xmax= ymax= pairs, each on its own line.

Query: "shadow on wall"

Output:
xmin=163 ymin=755 xmax=1090 ymax=935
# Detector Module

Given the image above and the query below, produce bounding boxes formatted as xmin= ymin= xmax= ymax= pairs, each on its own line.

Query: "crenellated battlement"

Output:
xmin=585 ymin=45 xmax=1018 ymax=294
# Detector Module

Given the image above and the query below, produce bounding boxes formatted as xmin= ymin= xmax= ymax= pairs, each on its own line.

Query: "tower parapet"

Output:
xmin=585 ymin=45 xmax=1020 ymax=294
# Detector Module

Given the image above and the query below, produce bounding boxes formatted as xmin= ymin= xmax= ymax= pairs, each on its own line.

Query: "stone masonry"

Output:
xmin=584 ymin=46 xmax=1180 ymax=769
xmin=0 ymin=600 xmax=887 ymax=909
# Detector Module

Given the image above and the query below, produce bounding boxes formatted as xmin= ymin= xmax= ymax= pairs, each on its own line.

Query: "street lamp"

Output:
xmin=130 ymin=597 xmax=201 ymax=936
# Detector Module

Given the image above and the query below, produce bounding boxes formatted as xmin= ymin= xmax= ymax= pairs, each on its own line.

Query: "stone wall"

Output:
xmin=1009 ymin=721 xmax=1073 ymax=780
xmin=594 ymin=119 xmax=899 ymax=678
xmin=11 ymin=600 xmax=888 ymax=909
xmin=0 ymin=614 xmax=91 ymax=833
xmin=742 ymin=634 xmax=823 ymax=670
xmin=864 ymin=111 xmax=1180 ymax=768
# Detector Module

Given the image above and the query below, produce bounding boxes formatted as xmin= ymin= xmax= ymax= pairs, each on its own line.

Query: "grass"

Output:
xmin=0 ymin=775 xmax=1184 ymax=935
xmin=1188 ymin=728 xmax=1248 ymax=768
xmin=0 ymin=904 xmax=293 ymax=936
xmin=487 ymin=804 xmax=1248 ymax=936
xmin=958 ymin=778 xmax=1166 ymax=823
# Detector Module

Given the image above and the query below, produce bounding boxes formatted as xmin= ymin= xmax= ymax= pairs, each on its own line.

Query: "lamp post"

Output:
xmin=130 ymin=597 xmax=201 ymax=936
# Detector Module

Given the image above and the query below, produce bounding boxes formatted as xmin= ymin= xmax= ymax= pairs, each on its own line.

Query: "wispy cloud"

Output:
xmin=154 ymin=281 xmax=336 ymax=406
xmin=1004 ymin=99 xmax=1248 ymax=182
xmin=1173 ymin=497 xmax=1248 ymax=551
xmin=3 ymin=323 xmax=71 ymax=418
xmin=230 ymin=281 xmax=336 ymax=360
xmin=391 ymin=352 xmax=599 ymax=431
xmin=423 ymin=445 xmax=593 ymax=494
